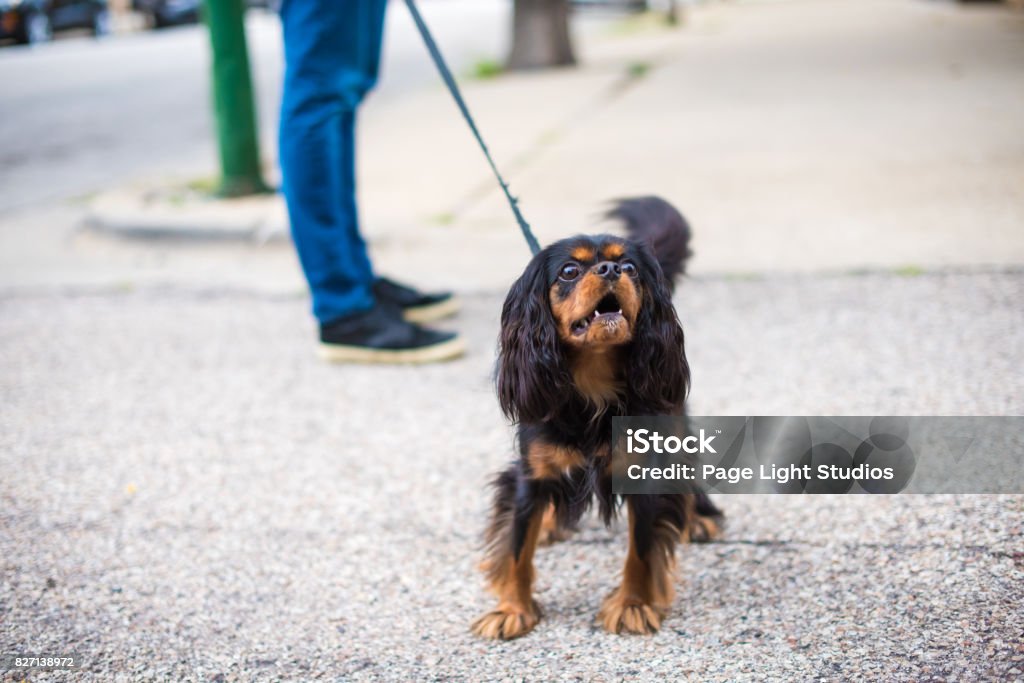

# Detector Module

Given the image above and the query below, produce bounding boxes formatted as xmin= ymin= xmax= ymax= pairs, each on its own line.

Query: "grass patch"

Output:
xmin=469 ymin=58 xmax=503 ymax=80
xmin=165 ymin=191 xmax=188 ymax=207
xmin=626 ymin=61 xmax=652 ymax=79
xmin=609 ymin=10 xmax=676 ymax=37
xmin=431 ymin=212 xmax=456 ymax=226
xmin=68 ymin=191 xmax=99 ymax=206
xmin=894 ymin=265 xmax=925 ymax=277
xmin=185 ymin=176 xmax=219 ymax=195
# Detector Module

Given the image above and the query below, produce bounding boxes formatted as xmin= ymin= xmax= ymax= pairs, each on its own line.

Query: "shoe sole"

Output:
xmin=401 ymin=296 xmax=461 ymax=324
xmin=317 ymin=336 xmax=466 ymax=365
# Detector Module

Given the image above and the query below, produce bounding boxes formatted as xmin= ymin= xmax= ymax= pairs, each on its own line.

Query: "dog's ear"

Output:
xmin=626 ymin=243 xmax=690 ymax=414
xmin=497 ymin=251 xmax=570 ymax=423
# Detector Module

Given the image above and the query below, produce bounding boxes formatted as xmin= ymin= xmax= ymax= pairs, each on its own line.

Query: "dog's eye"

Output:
xmin=621 ymin=261 xmax=637 ymax=277
xmin=559 ymin=263 xmax=581 ymax=281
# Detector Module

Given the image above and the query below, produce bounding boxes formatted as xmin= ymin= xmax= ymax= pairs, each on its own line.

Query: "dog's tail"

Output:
xmin=606 ymin=196 xmax=692 ymax=290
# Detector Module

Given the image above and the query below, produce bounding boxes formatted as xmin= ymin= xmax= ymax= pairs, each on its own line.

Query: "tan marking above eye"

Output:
xmin=570 ymin=247 xmax=595 ymax=262
xmin=602 ymin=243 xmax=625 ymax=260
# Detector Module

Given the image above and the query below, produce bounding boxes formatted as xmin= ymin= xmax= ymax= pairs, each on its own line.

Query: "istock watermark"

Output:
xmin=611 ymin=416 xmax=1024 ymax=494
xmin=625 ymin=428 xmax=719 ymax=455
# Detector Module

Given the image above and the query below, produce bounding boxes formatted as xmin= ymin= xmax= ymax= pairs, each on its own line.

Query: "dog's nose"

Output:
xmin=594 ymin=261 xmax=621 ymax=281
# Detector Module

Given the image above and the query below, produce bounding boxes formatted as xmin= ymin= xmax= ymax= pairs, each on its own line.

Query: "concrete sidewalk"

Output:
xmin=74 ymin=0 xmax=1024 ymax=296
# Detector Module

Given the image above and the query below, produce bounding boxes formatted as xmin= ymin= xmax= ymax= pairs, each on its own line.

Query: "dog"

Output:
xmin=472 ymin=196 xmax=723 ymax=640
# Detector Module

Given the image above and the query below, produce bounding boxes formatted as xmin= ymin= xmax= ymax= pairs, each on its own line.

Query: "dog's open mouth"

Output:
xmin=570 ymin=293 xmax=624 ymax=335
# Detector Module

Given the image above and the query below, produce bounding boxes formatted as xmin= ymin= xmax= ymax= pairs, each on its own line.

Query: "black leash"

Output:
xmin=403 ymin=0 xmax=542 ymax=256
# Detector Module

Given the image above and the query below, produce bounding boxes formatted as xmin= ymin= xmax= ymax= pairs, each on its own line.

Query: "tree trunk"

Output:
xmin=506 ymin=0 xmax=576 ymax=71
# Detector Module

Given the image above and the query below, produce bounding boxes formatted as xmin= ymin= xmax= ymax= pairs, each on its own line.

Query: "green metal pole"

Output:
xmin=203 ymin=0 xmax=269 ymax=197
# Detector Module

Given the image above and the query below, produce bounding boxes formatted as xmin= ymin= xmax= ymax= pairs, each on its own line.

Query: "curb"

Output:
xmin=83 ymin=186 xmax=291 ymax=244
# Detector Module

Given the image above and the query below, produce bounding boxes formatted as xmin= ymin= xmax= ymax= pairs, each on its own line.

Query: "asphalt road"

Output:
xmin=1 ymin=270 xmax=1022 ymax=680
xmin=0 ymin=0 xmax=513 ymax=214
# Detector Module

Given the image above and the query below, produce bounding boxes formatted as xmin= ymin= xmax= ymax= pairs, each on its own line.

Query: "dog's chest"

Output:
xmin=570 ymin=349 xmax=624 ymax=408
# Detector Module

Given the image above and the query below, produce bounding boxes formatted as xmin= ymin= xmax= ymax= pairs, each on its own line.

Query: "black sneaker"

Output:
xmin=318 ymin=304 xmax=464 ymax=364
xmin=373 ymin=277 xmax=460 ymax=324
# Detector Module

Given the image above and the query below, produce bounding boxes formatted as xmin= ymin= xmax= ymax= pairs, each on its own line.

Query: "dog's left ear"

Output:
xmin=626 ymin=243 xmax=690 ymax=414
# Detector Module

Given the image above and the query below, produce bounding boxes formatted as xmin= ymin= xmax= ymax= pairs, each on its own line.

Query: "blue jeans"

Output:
xmin=279 ymin=0 xmax=388 ymax=324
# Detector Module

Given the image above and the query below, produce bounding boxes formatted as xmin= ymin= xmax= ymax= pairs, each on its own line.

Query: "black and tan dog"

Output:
xmin=473 ymin=197 xmax=722 ymax=640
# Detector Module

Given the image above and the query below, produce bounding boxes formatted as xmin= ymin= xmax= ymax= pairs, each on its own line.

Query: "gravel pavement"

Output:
xmin=2 ymin=269 xmax=1022 ymax=681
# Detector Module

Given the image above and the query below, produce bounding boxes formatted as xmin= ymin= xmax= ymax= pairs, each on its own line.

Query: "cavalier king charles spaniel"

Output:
xmin=472 ymin=196 xmax=723 ymax=640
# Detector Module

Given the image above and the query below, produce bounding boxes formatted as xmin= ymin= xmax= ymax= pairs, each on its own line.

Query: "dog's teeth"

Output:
xmin=617 ymin=309 xmax=622 ymax=314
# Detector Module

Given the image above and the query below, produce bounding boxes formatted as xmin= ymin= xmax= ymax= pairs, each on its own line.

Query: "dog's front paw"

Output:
xmin=471 ymin=601 xmax=541 ymax=640
xmin=598 ymin=592 xmax=665 ymax=635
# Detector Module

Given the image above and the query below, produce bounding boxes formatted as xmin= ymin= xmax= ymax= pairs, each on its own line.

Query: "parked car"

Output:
xmin=132 ymin=0 xmax=274 ymax=30
xmin=131 ymin=0 xmax=197 ymax=28
xmin=0 ymin=0 xmax=109 ymax=44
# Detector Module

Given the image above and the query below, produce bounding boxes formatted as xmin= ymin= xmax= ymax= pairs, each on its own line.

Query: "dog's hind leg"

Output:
xmin=472 ymin=466 xmax=546 ymax=640
xmin=537 ymin=502 xmax=573 ymax=546
xmin=681 ymin=490 xmax=724 ymax=543
xmin=599 ymin=494 xmax=684 ymax=635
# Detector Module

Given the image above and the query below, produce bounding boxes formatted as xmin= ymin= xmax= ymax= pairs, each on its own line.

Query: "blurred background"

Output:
xmin=1 ymin=0 xmax=1022 ymax=293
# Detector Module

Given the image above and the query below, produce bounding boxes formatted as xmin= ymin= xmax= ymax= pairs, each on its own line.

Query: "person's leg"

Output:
xmin=331 ymin=0 xmax=388 ymax=287
xmin=279 ymin=0 xmax=463 ymax=363
xmin=279 ymin=0 xmax=387 ymax=324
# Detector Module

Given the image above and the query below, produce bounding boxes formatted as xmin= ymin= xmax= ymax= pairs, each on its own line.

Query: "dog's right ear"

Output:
xmin=497 ymin=251 xmax=570 ymax=423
